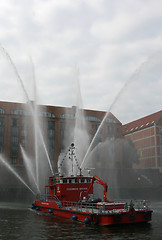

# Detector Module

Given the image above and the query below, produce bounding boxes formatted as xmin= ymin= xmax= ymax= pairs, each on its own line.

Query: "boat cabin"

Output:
xmin=45 ymin=175 xmax=94 ymax=202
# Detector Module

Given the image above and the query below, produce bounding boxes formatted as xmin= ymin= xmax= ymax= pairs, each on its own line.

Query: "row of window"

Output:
xmin=85 ymin=115 xmax=101 ymax=122
xmin=0 ymin=107 xmax=117 ymax=124
xmin=60 ymin=114 xmax=117 ymax=123
xmin=0 ymin=108 xmax=56 ymax=119
xmin=56 ymin=178 xmax=92 ymax=184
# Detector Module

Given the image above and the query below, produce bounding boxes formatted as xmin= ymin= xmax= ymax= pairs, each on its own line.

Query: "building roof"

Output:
xmin=0 ymin=100 xmax=121 ymax=124
xmin=122 ymin=110 xmax=162 ymax=135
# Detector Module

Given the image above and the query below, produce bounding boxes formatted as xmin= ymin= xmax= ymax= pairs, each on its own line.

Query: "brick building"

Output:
xmin=0 ymin=101 xmax=162 ymax=200
xmin=0 ymin=101 xmax=122 ymax=170
xmin=123 ymin=110 xmax=162 ymax=172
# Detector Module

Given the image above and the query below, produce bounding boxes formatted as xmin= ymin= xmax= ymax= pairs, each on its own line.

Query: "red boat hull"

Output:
xmin=34 ymin=200 xmax=152 ymax=226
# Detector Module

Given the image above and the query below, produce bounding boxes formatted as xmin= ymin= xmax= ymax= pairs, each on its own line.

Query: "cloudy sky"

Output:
xmin=0 ymin=0 xmax=162 ymax=123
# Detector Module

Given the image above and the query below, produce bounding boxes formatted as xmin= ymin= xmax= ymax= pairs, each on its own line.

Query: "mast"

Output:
xmin=58 ymin=143 xmax=81 ymax=176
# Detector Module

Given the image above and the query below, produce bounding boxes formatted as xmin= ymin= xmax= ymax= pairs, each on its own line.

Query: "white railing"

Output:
xmin=36 ymin=195 xmax=151 ymax=213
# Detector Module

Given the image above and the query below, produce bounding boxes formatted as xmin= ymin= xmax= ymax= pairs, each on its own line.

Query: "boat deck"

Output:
xmin=63 ymin=205 xmax=127 ymax=214
xmin=36 ymin=195 xmax=151 ymax=214
xmin=62 ymin=201 xmax=150 ymax=214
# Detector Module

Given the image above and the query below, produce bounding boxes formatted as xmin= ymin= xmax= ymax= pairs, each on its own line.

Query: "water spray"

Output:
xmin=20 ymin=145 xmax=41 ymax=194
xmin=80 ymin=54 xmax=155 ymax=169
xmin=0 ymin=154 xmax=35 ymax=195
xmin=0 ymin=44 xmax=54 ymax=186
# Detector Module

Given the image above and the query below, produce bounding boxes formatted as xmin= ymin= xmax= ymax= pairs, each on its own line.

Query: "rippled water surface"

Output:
xmin=0 ymin=201 xmax=161 ymax=240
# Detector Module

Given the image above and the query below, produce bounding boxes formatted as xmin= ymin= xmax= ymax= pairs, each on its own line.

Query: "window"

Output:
xmin=10 ymin=119 xmax=19 ymax=159
xmin=160 ymin=147 xmax=162 ymax=154
xmin=11 ymin=136 xmax=18 ymax=144
xmin=12 ymin=118 xmax=19 ymax=127
xmin=42 ymin=111 xmax=55 ymax=118
xmin=87 ymin=179 xmax=92 ymax=183
xmin=11 ymin=128 xmax=19 ymax=136
xmin=0 ymin=108 xmax=5 ymax=114
xmin=48 ymin=121 xmax=55 ymax=137
xmin=11 ymin=158 xmax=17 ymax=165
xmin=108 ymin=125 xmax=114 ymax=139
xmin=0 ymin=118 xmax=4 ymax=126
xmin=60 ymin=122 xmax=66 ymax=152
xmin=85 ymin=115 xmax=100 ymax=122
xmin=10 ymin=143 xmax=18 ymax=157
xmin=21 ymin=129 xmax=27 ymax=137
xmin=0 ymin=118 xmax=4 ymax=153
xmin=48 ymin=129 xmax=54 ymax=137
xmin=107 ymin=117 xmax=117 ymax=124
xmin=20 ymin=158 xmax=23 ymax=165
xmin=10 ymin=142 xmax=18 ymax=155
xmin=48 ymin=121 xmax=55 ymax=159
xmin=11 ymin=109 xmax=27 ymax=115
xmin=0 ymin=136 xmax=3 ymax=153
xmin=21 ymin=139 xmax=27 ymax=147
xmin=80 ymin=179 xmax=85 ymax=183
xmin=60 ymin=113 xmax=75 ymax=119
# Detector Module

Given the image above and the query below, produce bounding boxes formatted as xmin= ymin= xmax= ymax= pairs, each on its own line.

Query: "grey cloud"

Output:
xmin=0 ymin=0 xmax=161 ymax=123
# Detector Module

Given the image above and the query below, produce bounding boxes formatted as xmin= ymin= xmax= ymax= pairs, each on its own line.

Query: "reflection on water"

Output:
xmin=0 ymin=202 xmax=161 ymax=240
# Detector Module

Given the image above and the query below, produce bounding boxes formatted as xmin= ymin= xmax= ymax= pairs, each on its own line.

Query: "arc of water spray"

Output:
xmin=0 ymin=45 xmax=54 ymax=183
xmin=0 ymin=155 xmax=35 ymax=195
xmin=29 ymin=60 xmax=54 ymax=178
xmin=80 ymin=56 xmax=152 ymax=169
xmin=29 ymin=58 xmax=54 ymax=178
xmin=20 ymin=145 xmax=40 ymax=193
xmin=30 ymin=57 xmax=39 ymax=186
xmin=0 ymin=44 xmax=30 ymax=102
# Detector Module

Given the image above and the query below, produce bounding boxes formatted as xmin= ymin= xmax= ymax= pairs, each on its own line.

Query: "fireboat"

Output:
xmin=32 ymin=143 xmax=153 ymax=226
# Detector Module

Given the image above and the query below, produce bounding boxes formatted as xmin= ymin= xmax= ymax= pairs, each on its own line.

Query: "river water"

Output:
xmin=0 ymin=201 xmax=161 ymax=240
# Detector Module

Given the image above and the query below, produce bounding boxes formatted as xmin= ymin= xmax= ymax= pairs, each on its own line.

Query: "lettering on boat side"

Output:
xmin=67 ymin=188 xmax=78 ymax=190
xmin=66 ymin=188 xmax=88 ymax=191
xmin=41 ymin=202 xmax=49 ymax=205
